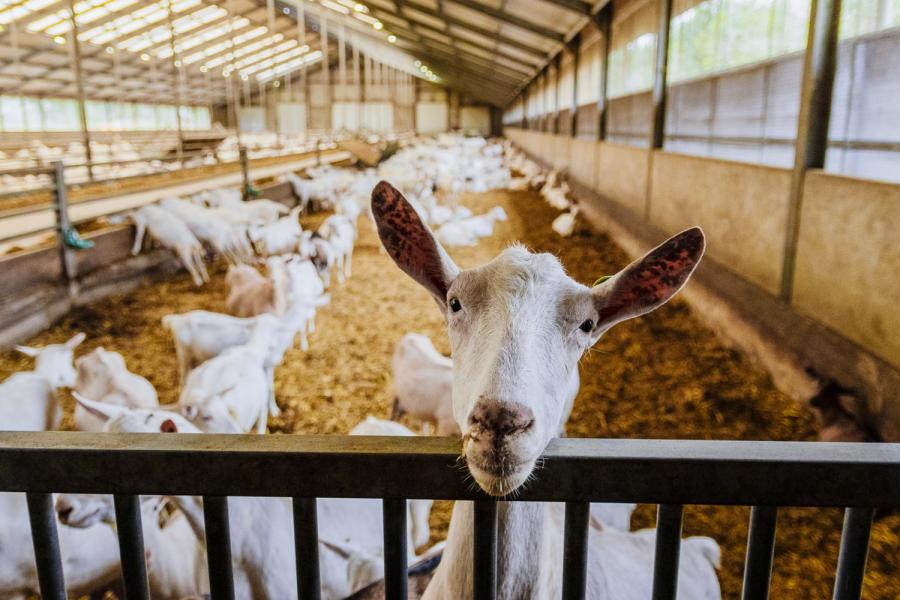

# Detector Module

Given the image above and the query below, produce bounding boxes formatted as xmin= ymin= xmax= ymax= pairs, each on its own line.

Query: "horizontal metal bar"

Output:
xmin=651 ymin=504 xmax=684 ymax=600
xmin=832 ymin=507 xmax=874 ymax=600
xmin=0 ymin=434 xmax=896 ymax=506
xmin=114 ymin=494 xmax=151 ymax=600
xmin=26 ymin=492 xmax=66 ymax=600
xmin=741 ymin=506 xmax=778 ymax=600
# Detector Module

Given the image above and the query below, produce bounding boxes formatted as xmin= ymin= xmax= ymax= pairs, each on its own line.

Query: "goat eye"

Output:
xmin=449 ymin=297 xmax=462 ymax=313
xmin=579 ymin=319 xmax=594 ymax=333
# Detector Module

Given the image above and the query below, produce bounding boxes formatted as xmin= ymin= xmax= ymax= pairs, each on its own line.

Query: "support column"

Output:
xmin=596 ymin=5 xmax=612 ymax=141
xmin=650 ymin=0 xmax=673 ymax=149
xmin=166 ymin=0 xmax=185 ymax=164
xmin=569 ymin=34 xmax=580 ymax=138
xmin=780 ymin=0 xmax=842 ymax=301
xmin=553 ymin=57 xmax=561 ymax=134
xmin=67 ymin=1 xmax=93 ymax=180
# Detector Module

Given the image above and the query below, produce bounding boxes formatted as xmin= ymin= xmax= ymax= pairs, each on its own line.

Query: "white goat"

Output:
xmin=390 ymin=333 xmax=457 ymax=437
xmin=131 ymin=204 xmax=209 ymax=286
xmin=158 ymin=197 xmax=252 ymax=264
xmin=178 ymin=315 xmax=280 ymax=433
xmin=371 ymin=181 xmax=720 ymax=600
xmin=552 ymin=206 xmax=579 ymax=238
xmin=225 ymin=262 xmax=289 ymax=318
xmin=73 ymin=347 xmax=158 ymax=431
xmin=248 ymin=207 xmax=303 ymax=256
xmin=300 ymin=231 xmax=336 ymax=288
xmin=242 ymin=199 xmax=290 ymax=224
xmin=0 ymin=333 xmax=84 ymax=431
xmin=318 ymin=215 xmax=355 ymax=284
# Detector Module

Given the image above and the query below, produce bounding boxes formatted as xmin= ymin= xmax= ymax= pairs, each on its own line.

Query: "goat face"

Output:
xmin=15 ymin=332 xmax=85 ymax=389
xmin=372 ymin=181 xmax=705 ymax=497
xmin=56 ymin=494 xmax=113 ymax=528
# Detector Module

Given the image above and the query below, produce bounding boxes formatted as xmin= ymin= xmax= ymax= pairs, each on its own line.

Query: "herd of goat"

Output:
xmin=0 ymin=134 xmax=875 ymax=599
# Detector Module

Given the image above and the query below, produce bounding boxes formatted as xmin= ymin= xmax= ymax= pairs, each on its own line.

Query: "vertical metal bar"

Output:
xmin=651 ymin=0 xmax=674 ymax=149
xmin=293 ymin=497 xmax=321 ymax=600
xmin=832 ymin=507 xmax=874 ymax=600
xmin=203 ymin=496 xmax=235 ymax=600
xmin=554 ymin=56 xmax=562 ymax=134
xmin=780 ymin=0 xmax=842 ymax=301
xmin=570 ymin=35 xmax=580 ymax=138
xmin=562 ymin=501 xmax=590 ymax=600
xmin=596 ymin=6 xmax=612 ymax=141
xmin=26 ymin=492 xmax=65 ymax=600
xmin=239 ymin=147 xmax=250 ymax=200
xmin=166 ymin=0 xmax=185 ymax=167
xmin=52 ymin=161 xmax=77 ymax=295
xmin=473 ymin=500 xmax=497 ymax=600
xmin=741 ymin=506 xmax=778 ymax=600
xmin=651 ymin=504 xmax=683 ymax=600
xmin=383 ymin=498 xmax=408 ymax=600
xmin=114 ymin=495 xmax=150 ymax=600
xmin=67 ymin=0 xmax=93 ymax=180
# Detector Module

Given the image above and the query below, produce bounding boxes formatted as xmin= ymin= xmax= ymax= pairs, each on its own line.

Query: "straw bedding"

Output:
xmin=0 ymin=188 xmax=896 ymax=599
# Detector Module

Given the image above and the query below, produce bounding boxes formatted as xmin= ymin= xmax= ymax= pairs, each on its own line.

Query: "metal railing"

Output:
xmin=0 ymin=433 xmax=896 ymax=600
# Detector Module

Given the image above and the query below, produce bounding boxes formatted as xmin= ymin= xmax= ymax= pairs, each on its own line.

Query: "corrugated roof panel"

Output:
xmin=454 ymin=41 xmax=494 ymax=60
xmin=497 ymin=23 xmax=559 ymax=52
xmin=495 ymin=43 xmax=543 ymax=65
xmin=447 ymin=25 xmax=496 ymax=48
xmin=401 ymin=6 xmax=446 ymax=30
xmin=466 ymin=0 xmax=504 ymax=9
xmin=494 ymin=54 xmax=534 ymax=73
xmin=441 ymin=3 xmax=501 ymax=31
xmin=416 ymin=27 xmax=453 ymax=45
xmin=504 ymin=0 xmax=582 ymax=32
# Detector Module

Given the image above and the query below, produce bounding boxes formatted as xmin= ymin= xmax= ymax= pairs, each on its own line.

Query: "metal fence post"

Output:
xmin=315 ymin=138 xmax=322 ymax=166
xmin=52 ymin=161 xmax=78 ymax=296
xmin=239 ymin=146 xmax=250 ymax=201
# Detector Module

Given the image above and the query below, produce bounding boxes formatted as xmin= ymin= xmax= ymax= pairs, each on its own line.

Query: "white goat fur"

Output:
xmin=131 ymin=204 xmax=209 ymax=286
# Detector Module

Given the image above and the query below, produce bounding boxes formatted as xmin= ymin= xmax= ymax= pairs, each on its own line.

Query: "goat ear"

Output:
xmin=591 ymin=227 xmax=705 ymax=334
xmin=65 ymin=332 xmax=86 ymax=350
xmin=14 ymin=345 xmax=40 ymax=358
xmin=72 ymin=392 xmax=126 ymax=422
xmin=371 ymin=181 xmax=459 ymax=306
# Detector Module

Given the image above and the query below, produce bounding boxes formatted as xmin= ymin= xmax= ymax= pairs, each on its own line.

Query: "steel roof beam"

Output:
xmin=444 ymin=0 xmax=565 ymax=42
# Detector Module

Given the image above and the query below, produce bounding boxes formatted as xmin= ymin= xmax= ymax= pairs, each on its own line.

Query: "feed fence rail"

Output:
xmin=0 ymin=433 xmax=896 ymax=600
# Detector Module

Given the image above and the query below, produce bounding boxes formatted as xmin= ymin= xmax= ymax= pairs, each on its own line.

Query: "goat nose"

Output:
xmin=57 ymin=506 xmax=73 ymax=523
xmin=469 ymin=399 xmax=534 ymax=437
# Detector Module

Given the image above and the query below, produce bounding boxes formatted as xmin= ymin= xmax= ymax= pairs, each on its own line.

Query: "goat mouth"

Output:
xmin=466 ymin=457 xmax=533 ymax=497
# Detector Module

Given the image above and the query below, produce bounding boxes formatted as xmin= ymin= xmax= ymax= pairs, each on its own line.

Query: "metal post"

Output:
xmin=780 ymin=0 xmax=842 ymax=301
xmin=651 ymin=504 xmax=683 ymax=600
xmin=53 ymin=161 xmax=77 ymax=295
xmin=651 ymin=0 xmax=673 ymax=149
xmin=554 ymin=56 xmax=562 ymax=134
xmin=521 ymin=87 xmax=528 ymax=129
xmin=114 ymin=495 xmax=151 ymax=600
xmin=596 ymin=6 xmax=612 ymax=141
xmin=321 ymin=13 xmax=331 ymax=136
xmin=570 ymin=34 xmax=581 ymax=138
xmin=742 ymin=506 xmax=778 ymax=600
xmin=166 ymin=0 xmax=185 ymax=166
xmin=293 ymin=497 xmax=321 ymax=600
xmin=473 ymin=500 xmax=497 ymax=600
xmin=239 ymin=146 xmax=250 ymax=200
xmin=67 ymin=0 xmax=93 ymax=180
xmin=833 ymin=507 xmax=874 ymax=600
xmin=26 ymin=493 xmax=66 ymax=600
xmin=382 ymin=498 xmax=408 ymax=600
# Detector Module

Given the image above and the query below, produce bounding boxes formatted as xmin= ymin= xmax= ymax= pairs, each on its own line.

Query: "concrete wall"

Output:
xmin=793 ymin=172 xmax=900 ymax=369
xmin=504 ymin=127 xmax=900 ymax=433
xmin=649 ymin=152 xmax=792 ymax=294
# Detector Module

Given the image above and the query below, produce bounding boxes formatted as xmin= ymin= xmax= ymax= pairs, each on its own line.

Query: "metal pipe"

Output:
xmin=67 ymin=0 xmax=94 ymax=181
xmin=562 ymin=501 xmax=591 ymax=600
xmin=832 ymin=507 xmax=874 ymax=600
xmin=26 ymin=492 xmax=66 ymax=600
xmin=114 ymin=495 xmax=151 ymax=600
xmin=52 ymin=161 xmax=77 ymax=296
xmin=570 ymin=35 xmax=581 ymax=138
xmin=651 ymin=0 xmax=674 ymax=149
xmin=780 ymin=0 xmax=843 ymax=301
xmin=293 ymin=497 xmax=321 ymax=600
xmin=382 ymin=498 xmax=409 ymax=600
xmin=651 ymin=504 xmax=683 ymax=600
xmin=203 ymin=496 xmax=235 ymax=600
xmin=473 ymin=500 xmax=497 ymax=600
xmin=166 ymin=0 xmax=185 ymax=166
xmin=596 ymin=5 xmax=612 ymax=141
xmin=741 ymin=506 xmax=778 ymax=600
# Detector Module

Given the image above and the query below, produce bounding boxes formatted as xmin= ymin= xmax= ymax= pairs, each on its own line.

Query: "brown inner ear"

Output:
xmin=371 ymin=180 xmax=451 ymax=299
